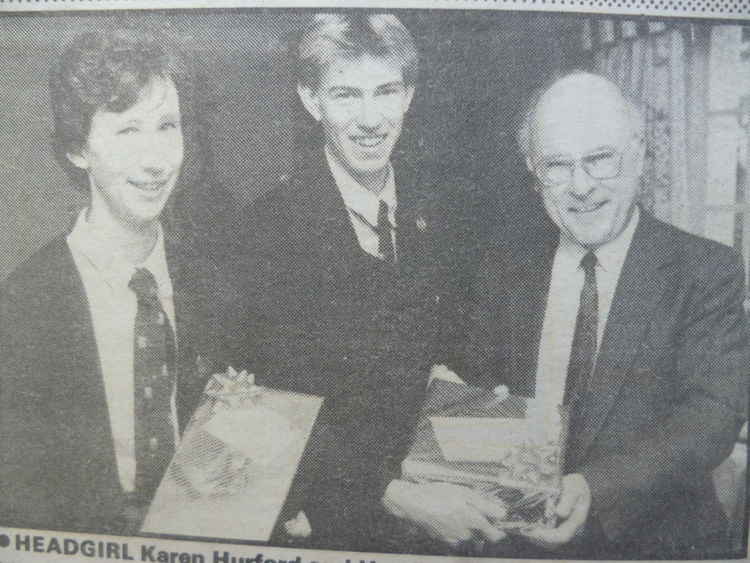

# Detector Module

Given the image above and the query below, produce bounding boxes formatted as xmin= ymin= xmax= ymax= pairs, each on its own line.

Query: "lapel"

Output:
xmin=466 ymin=210 xmax=558 ymax=394
xmin=574 ymin=212 xmax=680 ymax=461
xmin=289 ymin=149 xmax=434 ymax=283
xmin=52 ymin=240 xmax=121 ymax=495
xmin=292 ymin=151 xmax=367 ymax=277
xmin=163 ymin=232 xmax=213 ymax=432
xmin=392 ymin=160 xmax=429 ymax=270
xmin=507 ymin=216 xmax=559 ymax=396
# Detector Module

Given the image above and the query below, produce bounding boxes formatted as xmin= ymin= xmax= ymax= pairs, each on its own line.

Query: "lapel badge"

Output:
xmin=196 ymin=354 xmax=210 ymax=378
xmin=416 ymin=216 xmax=427 ymax=232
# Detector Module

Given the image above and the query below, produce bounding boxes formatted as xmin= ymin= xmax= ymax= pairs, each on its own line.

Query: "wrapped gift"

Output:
xmin=141 ymin=368 xmax=322 ymax=541
xmin=401 ymin=380 xmax=567 ymax=530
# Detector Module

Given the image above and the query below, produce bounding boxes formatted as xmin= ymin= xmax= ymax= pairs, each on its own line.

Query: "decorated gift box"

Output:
xmin=141 ymin=367 xmax=322 ymax=541
xmin=401 ymin=379 xmax=567 ymax=530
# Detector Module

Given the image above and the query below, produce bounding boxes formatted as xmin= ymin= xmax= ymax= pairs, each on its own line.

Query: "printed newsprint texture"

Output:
xmin=0 ymin=0 xmax=749 ymax=562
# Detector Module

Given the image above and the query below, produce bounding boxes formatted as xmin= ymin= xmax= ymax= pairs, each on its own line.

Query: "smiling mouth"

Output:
xmin=129 ymin=178 xmax=170 ymax=193
xmin=351 ymin=134 xmax=387 ymax=148
xmin=569 ymin=200 xmax=608 ymax=214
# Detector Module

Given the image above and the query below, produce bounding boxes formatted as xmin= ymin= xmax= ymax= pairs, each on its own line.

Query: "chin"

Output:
xmin=126 ymin=209 xmax=163 ymax=228
xmin=563 ymin=226 xmax=603 ymax=248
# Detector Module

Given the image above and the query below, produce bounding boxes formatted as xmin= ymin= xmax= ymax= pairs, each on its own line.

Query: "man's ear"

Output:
xmin=66 ymin=150 xmax=89 ymax=170
xmin=403 ymin=86 xmax=415 ymax=113
xmin=525 ymin=155 xmax=534 ymax=173
xmin=297 ymin=85 xmax=321 ymax=122
xmin=525 ymin=156 xmax=542 ymax=192
xmin=632 ymin=137 xmax=647 ymax=177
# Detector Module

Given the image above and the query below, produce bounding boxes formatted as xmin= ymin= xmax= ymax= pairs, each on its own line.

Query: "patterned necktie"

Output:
xmin=129 ymin=267 xmax=176 ymax=504
xmin=563 ymin=251 xmax=598 ymax=470
xmin=376 ymin=199 xmax=395 ymax=263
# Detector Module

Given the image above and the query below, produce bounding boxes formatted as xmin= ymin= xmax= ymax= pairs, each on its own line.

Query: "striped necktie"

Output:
xmin=563 ymin=250 xmax=598 ymax=470
xmin=128 ymin=267 xmax=176 ymax=504
xmin=376 ymin=200 xmax=395 ymax=263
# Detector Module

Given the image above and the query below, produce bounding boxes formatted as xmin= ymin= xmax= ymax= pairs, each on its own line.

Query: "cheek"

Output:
xmin=87 ymin=138 xmax=131 ymax=178
xmin=321 ymin=106 xmax=352 ymax=131
xmin=541 ymin=188 xmax=567 ymax=215
xmin=606 ymin=180 xmax=639 ymax=210
xmin=89 ymin=153 xmax=126 ymax=184
xmin=169 ymin=136 xmax=185 ymax=166
xmin=384 ymin=103 xmax=406 ymax=126
xmin=386 ymin=115 xmax=404 ymax=133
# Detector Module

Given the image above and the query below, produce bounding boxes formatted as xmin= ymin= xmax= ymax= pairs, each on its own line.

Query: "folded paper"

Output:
xmin=431 ymin=416 xmax=530 ymax=462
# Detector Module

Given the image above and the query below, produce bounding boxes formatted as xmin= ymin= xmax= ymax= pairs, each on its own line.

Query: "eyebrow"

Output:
xmin=116 ymin=118 xmax=142 ymax=127
xmin=540 ymin=152 xmax=571 ymax=160
xmin=327 ymin=85 xmax=361 ymax=94
xmin=541 ymin=145 xmax=619 ymax=159
xmin=586 ymin=145 xmax=618 ymax=153
xmin=375 ymin=81 xmax=405 ymax=91
xmin=325 ymin=81 xmax=405 ymax=94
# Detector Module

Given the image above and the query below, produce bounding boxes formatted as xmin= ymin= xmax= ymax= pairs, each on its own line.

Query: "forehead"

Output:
xmin=95 ymin=77 xmax=180 ymax=123
xmin=318 ymin=54 xmax=404 ymax=90
xmin=532 ymin=87 xmax=631 ymax=157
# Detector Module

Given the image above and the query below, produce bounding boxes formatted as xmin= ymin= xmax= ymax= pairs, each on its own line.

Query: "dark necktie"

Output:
xmin=563 ymin=251 xmax=598 ymax=470
xmin=129 ymin=267 xmax=176 ymax=504
xmin=376 ymin=200 xmax=395 ymax=263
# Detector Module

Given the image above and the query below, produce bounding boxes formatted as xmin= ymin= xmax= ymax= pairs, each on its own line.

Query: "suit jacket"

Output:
xmin=0 ymin=231 xmax=229 ymax=535
xmin=227 ymin=148 xmax=480 ymax=550
xmin=461 ymin=206 xmax=749 ymax=558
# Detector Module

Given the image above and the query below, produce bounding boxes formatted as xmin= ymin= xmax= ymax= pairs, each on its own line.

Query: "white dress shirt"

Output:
xmin=67 ymin=209 xmax=178 ymax=493
xmin=326 ymin=147 xmax=398 ymax=261
xmin=534 ymin=207 xmax=640 ymax=411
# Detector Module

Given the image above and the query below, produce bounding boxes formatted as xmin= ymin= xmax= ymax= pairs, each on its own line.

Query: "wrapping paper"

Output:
xmin=401 ymin=380 xmax=567 ymax=530
xmin=141 ymin=369 xmax=322 ymax=541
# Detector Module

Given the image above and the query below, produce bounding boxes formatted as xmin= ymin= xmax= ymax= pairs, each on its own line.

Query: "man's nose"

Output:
xmin=568 ymin=162 xmax=596 ymax=200
xmin=356 ymin=97 xmax=383 ymax=129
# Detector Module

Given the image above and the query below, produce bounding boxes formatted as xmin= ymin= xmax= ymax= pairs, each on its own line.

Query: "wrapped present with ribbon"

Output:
xmin=401 ymin=380 xmax=567 ymax=530
xmin=141 ymin=367 xmax=322 ymax=541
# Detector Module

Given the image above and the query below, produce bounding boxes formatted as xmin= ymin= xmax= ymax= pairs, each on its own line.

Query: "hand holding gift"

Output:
xmin=520 ymin=473 xmax=591 ymax=549
xmin=398 ymin=379 xmax=566 ymax=546
xmin=383 ymin=479 xmax=508 ymax=547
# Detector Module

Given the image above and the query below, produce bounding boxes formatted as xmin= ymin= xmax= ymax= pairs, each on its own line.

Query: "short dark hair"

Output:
xmin=297 ymin=12 xmax=418 ymax=91
xmin=49 ymin=29 xmax=194 ymax=191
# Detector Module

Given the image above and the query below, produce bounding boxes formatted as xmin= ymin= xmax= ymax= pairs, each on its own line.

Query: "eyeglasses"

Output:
xmin=532 ymin=147 xmax=624 ymax=187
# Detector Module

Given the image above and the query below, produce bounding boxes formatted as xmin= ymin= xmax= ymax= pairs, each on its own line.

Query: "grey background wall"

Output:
xmin=0 ymin=8 xmax=582 ymax=280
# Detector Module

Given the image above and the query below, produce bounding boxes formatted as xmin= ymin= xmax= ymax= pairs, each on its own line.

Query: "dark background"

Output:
xmin=0 ymin=8 xmax=585 ymax=280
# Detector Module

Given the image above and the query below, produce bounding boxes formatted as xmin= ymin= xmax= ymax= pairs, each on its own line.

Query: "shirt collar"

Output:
xmin=67 ymin=208 xmax=173 ymax=297
xmin=556 ymin=206 xmax=640 ymax=272
xmin=325 ymin=145 xmax=397 ymax=225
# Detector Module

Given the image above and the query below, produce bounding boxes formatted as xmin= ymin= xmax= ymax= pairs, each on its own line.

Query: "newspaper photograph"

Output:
xmin=0 ymin=0 xmax=748 ymax=561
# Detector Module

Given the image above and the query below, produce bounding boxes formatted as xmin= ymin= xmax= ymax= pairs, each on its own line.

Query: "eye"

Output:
xmin=116 ymin=126 xmax=138 ymax=135
xmin=159 ymin=121 xmax=181 ymax=131
xmin=584 ymin=150 xmax=618 ymax=164
xmin=544 ymin=159 xmax=572 ymax=169
xmin=329 ymin=88 xmax=359 ymax=101
xmin=376 ymin=86 xmax=402 ymax=97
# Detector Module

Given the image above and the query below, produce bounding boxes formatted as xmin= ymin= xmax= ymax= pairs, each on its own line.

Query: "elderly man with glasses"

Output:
xmin=389 ymin=71 xmax=750 ymax=558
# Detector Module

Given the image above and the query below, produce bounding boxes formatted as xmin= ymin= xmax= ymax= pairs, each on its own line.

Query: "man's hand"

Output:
xmin=520 ymin=473 xmax=591 ymax=550
xmin=383 ymin=479 xmax=507 ymax=548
